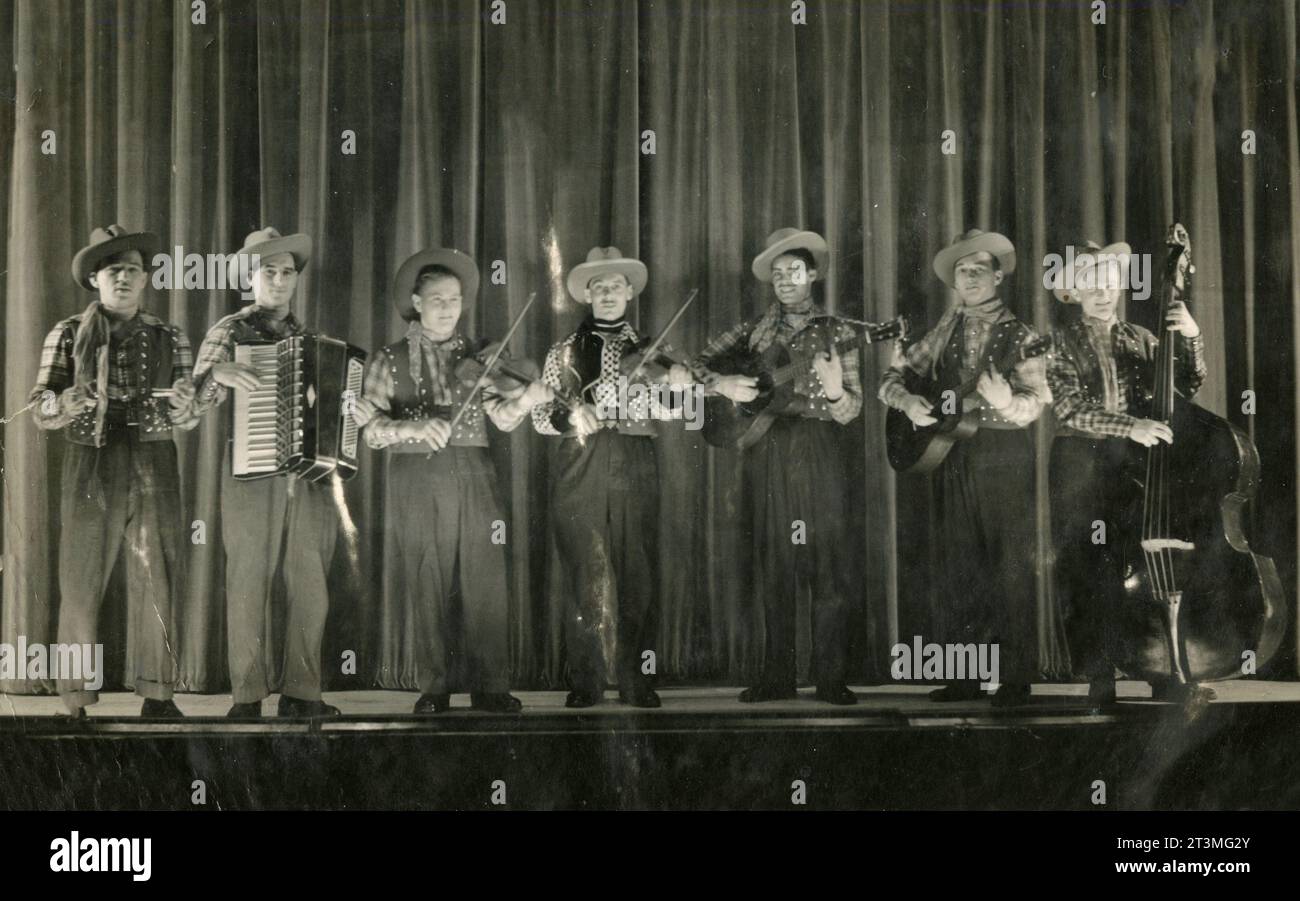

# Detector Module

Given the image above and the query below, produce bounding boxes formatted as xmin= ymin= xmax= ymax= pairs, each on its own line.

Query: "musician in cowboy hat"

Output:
xmin=174 ymin=226 xmax=344 ymax=718
xmin=1046 ymin=236 xmax=1207 ymax=708
xmin=691 ymin=227 xmax=863 ymax=705
xmin=350 ymin=247 xmax=552 ymax=714
xmin=29 ymin=225 xmax=199 ymax=717
xmin=878 ymin=228 xmax=1049 ymax=707
xmin=532 ymin=246 xmax=693 ymax=709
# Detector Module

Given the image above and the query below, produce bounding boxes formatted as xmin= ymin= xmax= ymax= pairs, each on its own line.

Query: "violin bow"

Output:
xmin=601 ymin=287 xmax=699 ymax=391
xmin=428 ymin=291 xmax=537 ymax=455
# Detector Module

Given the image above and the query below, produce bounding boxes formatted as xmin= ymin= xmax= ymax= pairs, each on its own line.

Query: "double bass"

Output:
xmin=1116 ymin=224 xmax=1286 ymax=689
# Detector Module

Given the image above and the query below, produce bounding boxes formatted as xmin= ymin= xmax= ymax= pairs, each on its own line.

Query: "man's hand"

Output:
xmin=570 ymin=403 xmax=600 ymax=438
xmin=977 ymin=367 xmax=1013 ymax=411
xmin=167 ymin=380 xmax=196 ymax=423
xmin=902 ymin=394 xmax=937 ymax=427
xmin=169 ymin=379 xmax=196 ymax=410
xmin=666 ymin=364 xmax=694 ymax=389
xmin=350 ymin=397 xmax=378 ymax=428
xmin=61 ymin=386 xmax=99 ymax=414
xmin=1129 ymin=418 xmax=1174 ymax=447
xmin=413 ymin=417 xmax=452 ymax=450
xmin=812 ymin=348 xmax=844 ymax=401
xmin=211 ymin=361 xmax=262 ymax=391
xmin=1166 ymin=301 xmax=1200 ymax=338
xmin=710 ymin=373 xmax=760 ymax=403
xmin=521 ymin=380 xmax=555 ymax=409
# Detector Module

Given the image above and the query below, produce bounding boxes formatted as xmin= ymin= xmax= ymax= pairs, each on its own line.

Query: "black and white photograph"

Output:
xmin=0 ymin=0 xmax=1297 ymax=881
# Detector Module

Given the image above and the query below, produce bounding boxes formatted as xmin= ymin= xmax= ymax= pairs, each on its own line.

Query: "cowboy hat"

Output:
xmin=933 ymin=229 xmax=1016 ymax=288
xmin=751 ymin=228 xmax=829 ymax=282
xmin=392 ymin=247 xmax=480 ymax=320
xmin=566 ymin=246 xmax=648 ymax=303
xmin=226 ymin=226 xmax=312 ymax=288
xmin=1052 ymin=241 xmax=1133 ymax=302
xmin=72 ymin=225 xmax=160 ymax=290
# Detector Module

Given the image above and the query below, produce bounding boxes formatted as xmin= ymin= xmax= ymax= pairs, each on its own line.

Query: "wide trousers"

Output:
xmin=933 ymin=428 xmax=1038 ymax=683
xmin=57 ymin=429 xmax=182 ymax=710
xmin=221 ymin=452 xmax=337 ymax=704
xmin=385 ymin=448 xmax=510 ymax=696
xmin=550 ymin=430 xmax=658 ymax=695
xmin=1049 ymin=435 xmax=1137 ymax=680
xmin=747 ymin=416 xmax=852 ymax=690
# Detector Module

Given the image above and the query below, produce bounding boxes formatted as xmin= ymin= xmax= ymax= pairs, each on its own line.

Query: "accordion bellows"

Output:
xmin=232 ymin=335 xmax=367 ymax=482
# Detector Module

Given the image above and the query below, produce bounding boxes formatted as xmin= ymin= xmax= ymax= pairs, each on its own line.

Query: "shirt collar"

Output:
xmin=578 ymin=314 xmax=635 ymax=340
xmin=956 ymin=296 xmax=1009 ymax=324
xmin=250 ymin=304 xmax=300 ymax=331
xmin=1083 ymin=314 xmax=1117 ymax=334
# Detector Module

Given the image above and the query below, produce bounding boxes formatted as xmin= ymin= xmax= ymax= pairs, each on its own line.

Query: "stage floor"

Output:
xmin=3 ymin=683 xmax=1298 ymax=810
xmin=2 ymin=681 xmax=1300 ymax=735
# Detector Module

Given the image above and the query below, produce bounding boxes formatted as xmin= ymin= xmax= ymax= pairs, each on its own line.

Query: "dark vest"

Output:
xmin=1056 ymin=319 xmax=1154 ymax=419
xmin=935 ymin=313 xmax=1033 ymax=430
xmin=379 ymin=334 xmax=489 ymax=451
xmin=64 ymin=316 xmax=181 ymax=447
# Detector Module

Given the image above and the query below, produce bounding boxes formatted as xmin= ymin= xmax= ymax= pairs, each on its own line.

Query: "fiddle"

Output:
xmin=594 ymin=286 xmax=700 ymax=391
xmin=455 ymin=340 xmax=543 ymax=399
xmin=456 ymin=338 xmax=582 ymax=412
xmin=618 ymin=338 xmax=694 ymax=384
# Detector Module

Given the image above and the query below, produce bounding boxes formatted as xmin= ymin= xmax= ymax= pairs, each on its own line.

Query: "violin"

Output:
xmin=455 ymin=338 xmax=582 ymax=412
xmin=455 ymin=340 xmax=542 ymax=399
xmin=619 ymin=338 xmax=693 ymax=384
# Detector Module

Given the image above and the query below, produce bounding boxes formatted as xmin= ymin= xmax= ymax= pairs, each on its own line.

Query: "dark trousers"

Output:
xmin=550 ymin=430 xmax=658 ymax=695
xmin=385 ymin=448 xmax=510 ymax=696
xmin=1049 ymin=436 xmax=1136 ymax=681
xmin=221 ymin=453 xmax=337 ymax=704
xmin=748 ymin=417 xmax=852 ymax=690
xmin=934 ymin=428 xmax=1038 ymax=683
xmin=57 ymin=430 xmax=182 ymax=710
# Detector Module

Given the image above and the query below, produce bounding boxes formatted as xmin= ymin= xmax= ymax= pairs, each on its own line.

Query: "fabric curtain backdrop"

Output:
xmin=2 ymin=0 xmax=1296 ymax=694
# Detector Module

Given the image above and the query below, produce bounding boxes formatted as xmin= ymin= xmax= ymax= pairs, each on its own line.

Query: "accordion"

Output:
xmin=231 ymin=334 xmax=367 ymax=482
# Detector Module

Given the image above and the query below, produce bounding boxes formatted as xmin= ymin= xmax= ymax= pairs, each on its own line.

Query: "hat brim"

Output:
xmin=1052 ymin=242 xmax=1133 ymax=302
xmin=566 ymin=259 xmax=647 ymax=303
xmin=933 ymin=233 xmax=1016 ymax=288
xmin=393 ymin=248 xmax=480 ymax=320
xmin=72 ymin=231 xmax=160 ymax=290
xmin=227 ymin=234 xmax=313 ymax=290
xmin=751 ymin=231 xmax=829 ymax=282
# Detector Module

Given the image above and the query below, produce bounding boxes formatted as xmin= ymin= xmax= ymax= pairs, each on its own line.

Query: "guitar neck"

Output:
xmin=770 ymin=332 xmax=876 ymax=387
xmin=948 ymin=345 xmax=1033 ymax=400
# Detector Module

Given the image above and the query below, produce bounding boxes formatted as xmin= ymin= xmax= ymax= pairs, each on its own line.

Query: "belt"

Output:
xmin=976 ymin=419 xmax=1027 ymax=431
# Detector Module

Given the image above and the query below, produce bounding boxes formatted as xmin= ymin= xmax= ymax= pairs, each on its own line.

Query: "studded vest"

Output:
xmin=62 ymin=317 xmax=182 ymax=447
xmin=379 ymin=334 xmax=490 ymax=451
xmin=1057 ymin=318 xmax=1154 ymax=418
xmin=936 ymin=314 xmax=1033 ymax=430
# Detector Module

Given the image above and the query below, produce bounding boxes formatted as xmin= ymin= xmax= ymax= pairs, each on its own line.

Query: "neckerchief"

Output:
xmin=748 ymin=298 xmax=821 ymax=353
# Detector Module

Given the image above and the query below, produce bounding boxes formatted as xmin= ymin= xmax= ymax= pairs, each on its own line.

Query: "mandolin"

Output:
xmin=885 ymin=333 xmax=1052 ymax=474
xmin=702 ymin=315 xmax=906 ymax=451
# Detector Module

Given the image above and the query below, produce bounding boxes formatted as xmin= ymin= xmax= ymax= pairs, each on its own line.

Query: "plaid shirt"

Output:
xmin=1048 ymin=316 xmax=1206 ymax=438
xmin=878 ymin=303 xmax=1049 ymax=427
xmin=29 ymin=310 xmax=197 ymax=430
xmin=179 ymin=305 xmax=305 ymax=419
xmin=690 ymin=306 xmax=864 ymax=425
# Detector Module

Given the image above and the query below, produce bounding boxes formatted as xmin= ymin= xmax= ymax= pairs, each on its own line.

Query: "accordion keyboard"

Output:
xmin=232 ymin=343 xmax=283 ymax=476
xmin=341 ymin=356 xmax=364 ymax=460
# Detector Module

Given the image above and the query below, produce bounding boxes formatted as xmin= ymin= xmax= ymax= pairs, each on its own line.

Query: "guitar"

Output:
xmin=701 ymin=315 xmax=907 ymax=451
xmin=884 ymin=332 xmax=1053 ymax=473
